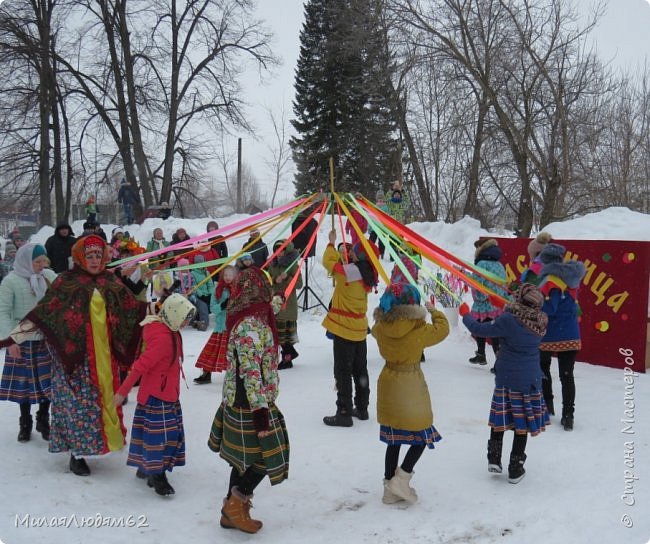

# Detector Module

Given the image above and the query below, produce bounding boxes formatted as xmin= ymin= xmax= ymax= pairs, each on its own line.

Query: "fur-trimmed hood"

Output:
xmin=541 ymin=260 xmax=586 ymax=289
xmin=373 ymin=304 xmax=427 ymax=339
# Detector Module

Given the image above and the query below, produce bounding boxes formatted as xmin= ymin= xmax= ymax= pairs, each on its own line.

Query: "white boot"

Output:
xmin=386 ymin=467 xmax=418 ymax=503
xmin=382 ymin=479 xmax=405 ymax=504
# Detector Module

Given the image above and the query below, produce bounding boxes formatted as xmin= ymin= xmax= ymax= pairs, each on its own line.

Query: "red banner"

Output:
xmin=495 ymin=238 xmax=650 ymax=373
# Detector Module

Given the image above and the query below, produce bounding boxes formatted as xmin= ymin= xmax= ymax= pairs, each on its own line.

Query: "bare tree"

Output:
xmin=263 ymin=104 xmax=292 ymax=208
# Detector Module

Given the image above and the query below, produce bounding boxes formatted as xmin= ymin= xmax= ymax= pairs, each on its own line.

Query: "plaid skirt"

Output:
xmin=208 ymin=403 xmax=289 ymax=485
xmin=127 ymin=397 xmax=185 ymax=474
xmin=488 ymin=386 xmax=550 ymax=436
xmin=276 ymin=319 xmax=298 ymax=346
xmin=380 ymin=425 xmax=442 ymax=449
xmin=196 ymin=332 xmax=229 ymax=372
xmin=0 ymin=340 xmax=51 ymax=404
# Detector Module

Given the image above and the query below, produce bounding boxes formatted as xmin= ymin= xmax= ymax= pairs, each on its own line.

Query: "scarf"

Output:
xmin=26 ymin=236 xmax=146 ymax=373
xmin=226 ymin=267 xmax=279 ymax=347
xmin=12 ymin=243 xmax=49 ymax=301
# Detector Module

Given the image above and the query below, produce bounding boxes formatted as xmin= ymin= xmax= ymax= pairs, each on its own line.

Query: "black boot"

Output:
xmin=542 ymin=377 xmax=554 ymax=416
xmin=487 ymin=439 xmax=503 ymax=473
xmin=147 ymin=472 xmax=175 ymax=496
xmin=508 ymin=453 xmax=527 ymax=484
xmin=287 ymin=344 xmax=299 ymax=360
xmin=323 ymin=411 xmax=353 ymax=427
xmin=561 ymin=405 xmax=574 ymax=431
xmin=351 ymin=407 xmax=369 ymax=420
xmin=469 ymin=352 xmax=487 ymax=365
xmin=69 ymin=454 xmax=91 ymax=476
xmin=278 ymin=348 xmax=293 ymax=370
xmin=35 ymin=404 xmax=50 ymax=441
xmin=18 ymin=415 xmax=33 ymax=443
xmin=545 ymin=397 xmax=555 ymax=417
xmin=193 ymin=371 xmax=212 ymax=384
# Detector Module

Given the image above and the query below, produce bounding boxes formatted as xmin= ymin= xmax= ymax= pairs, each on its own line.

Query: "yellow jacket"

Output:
xmin=372 ymin=305 xmax=449 ymax=430
xmin=321 ymin=244 xmax=370 ymax=341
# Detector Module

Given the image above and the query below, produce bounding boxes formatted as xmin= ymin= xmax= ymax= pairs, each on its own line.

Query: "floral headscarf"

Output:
xmin=379 ymin=282 xmax=421 ymax=313
xmin=71 ymin=234 xmax=111 ymax=273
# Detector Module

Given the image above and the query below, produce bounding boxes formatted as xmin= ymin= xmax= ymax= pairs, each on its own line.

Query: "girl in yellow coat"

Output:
xmin=371 ymin=282 xmax=449 ymax=505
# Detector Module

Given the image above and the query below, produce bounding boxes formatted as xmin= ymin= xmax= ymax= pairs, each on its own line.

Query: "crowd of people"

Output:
xmin=0 ymin=187 xmax=590 ymax=534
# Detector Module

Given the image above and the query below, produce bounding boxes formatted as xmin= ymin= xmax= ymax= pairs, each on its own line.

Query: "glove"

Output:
xmin=0 ymin=337 xmax=16 ymax=349
xmin=488 ymin=294 xmax=505 ymax=309
xmin=220 ymin=298 xmax=229 ymax=310
xmin=251 ymin=408 xmax=270 ymax=433
xmin=459 ymin=302 xmax=470 ymax=317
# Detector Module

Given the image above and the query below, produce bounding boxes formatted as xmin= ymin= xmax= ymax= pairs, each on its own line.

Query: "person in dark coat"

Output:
xmin=461 ymin=283 xmax=550 ymax=484
xmin=44 ymin=222 xmax=76 ymax=273
xmin=117 ymin=179 xmax=138 ymax=224
xmin=243 ymin=229 xmax=269 ymax=268
xmin=537 ymin=243 xmax=586 ymax=431
xmin=207 ymin=221 xmax=229 ymax=261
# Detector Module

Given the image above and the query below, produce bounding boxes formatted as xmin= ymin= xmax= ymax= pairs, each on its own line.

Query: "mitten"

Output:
xmin=488 ymin=294 xmax=505 ymax=309
xmin=251 ymin=408 xmax=270 ymax=433
xmin=459 ymin=302 xmax=470 ymax=317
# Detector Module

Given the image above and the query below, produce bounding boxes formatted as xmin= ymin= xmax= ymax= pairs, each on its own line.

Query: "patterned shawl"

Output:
xmin=26 ymin=236 xmax=146 ymax=373
xmin=226 ymin=266 xmax=279 ymax=347
xmin=505 ymin=283 xmax=548 ymax=336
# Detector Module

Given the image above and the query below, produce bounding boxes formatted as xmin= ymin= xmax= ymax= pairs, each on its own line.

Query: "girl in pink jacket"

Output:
xmin=114 ymin=293 xmax=196 ymax=496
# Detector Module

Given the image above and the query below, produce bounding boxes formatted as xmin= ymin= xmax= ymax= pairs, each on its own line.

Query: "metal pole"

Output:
xmin=237 ymin=138 xmax=242 ymax=213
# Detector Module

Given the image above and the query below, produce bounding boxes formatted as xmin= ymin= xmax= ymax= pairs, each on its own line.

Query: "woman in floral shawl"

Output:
xmin=208 ymin=266 xmax=289 ymax=534
xmin=1 ymin=235 xmax=146 ymax=476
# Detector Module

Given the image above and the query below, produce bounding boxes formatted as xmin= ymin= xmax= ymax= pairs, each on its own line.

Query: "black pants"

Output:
xmin=332 ymin=335 xmax=369 ymax=414
xmin=227 ymin=466 xmax=266 ymax=497
xmin=384 ymin=444 xmax=426 ymax=480
xmin=490 ymin=428 xmax=527 ymax=456
xmin=475 ymin=317 xmax=500 ymax=355
xmin=540 ymin=350 xmax=577 ymax=417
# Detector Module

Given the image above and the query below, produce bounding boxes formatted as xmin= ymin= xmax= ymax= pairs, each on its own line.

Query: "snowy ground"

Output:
xmin=1 ymin=207 xmax=649 ymax=544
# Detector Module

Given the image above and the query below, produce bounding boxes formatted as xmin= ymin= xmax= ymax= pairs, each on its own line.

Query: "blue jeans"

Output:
xmin=123 ymin=203 xmax=133 ymax=224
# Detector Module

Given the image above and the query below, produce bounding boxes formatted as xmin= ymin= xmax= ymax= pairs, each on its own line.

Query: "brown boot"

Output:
xmin=220 ymin=487 xmax=263 ymax=534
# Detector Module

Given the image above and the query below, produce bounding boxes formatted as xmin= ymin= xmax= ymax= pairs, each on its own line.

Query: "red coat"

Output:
xmin=191 ymin=248 xmax=220 ymax=275
xmin=117 ymin=321 xmax=183 ymax=404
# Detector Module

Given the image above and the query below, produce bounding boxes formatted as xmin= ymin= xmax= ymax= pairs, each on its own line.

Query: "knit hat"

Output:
xmin=112 ymin=227 xmax=124 ymax=236
xmin=32 ymin=244 xmax=47 ymax=260
xmin=237 ymin=252 xmax=253 ymax=263
xmin=376 ymin=189 xmax=385 ymax=201
xmin=527 ymin=232 xmax=553 ymax=261
xmin=4 ymin=242 xmax=17 ymax=256
xmin=194 ymin=254 xmax=205 ymax=264
xmin=538 ymin=243 xmax=566 ymax=264
xmin=473 ymin=238 xmax=499 ymax=261
xmin=379 ymin=282 xmax=421 ymax=313
xmin=515 ymin=283 xmax=545 ymax=309
xmin=390 ymin=254 xmax=419 ymax=284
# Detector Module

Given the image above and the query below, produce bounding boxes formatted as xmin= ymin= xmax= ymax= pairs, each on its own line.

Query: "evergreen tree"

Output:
xmin=290 ymin=0 xmax=399 ymax=196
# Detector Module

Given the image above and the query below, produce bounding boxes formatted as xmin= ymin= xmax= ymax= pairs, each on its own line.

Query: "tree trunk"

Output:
xmin=37 ymin=0 xmax=52 ymax=226
xmin=463 ymin=94 xmax=489 ymax=221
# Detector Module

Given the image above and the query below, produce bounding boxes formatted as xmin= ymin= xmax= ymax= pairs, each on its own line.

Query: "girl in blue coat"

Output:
xmin=460 ymin=284 xmax=549 ymax=484
xmin=536 ymin=243 xmax=586 ymax=430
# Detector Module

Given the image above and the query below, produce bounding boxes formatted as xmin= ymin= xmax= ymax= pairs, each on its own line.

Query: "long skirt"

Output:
xmin=127 ymin=397 xmax=185 ymax=474
xmin=49 ymin=355 xmax=126 ymax=456
xmin=0 ymin=340 xmax=51 ymax=404
xmin=488 ymin=386 xmax=550 ymax=436
xmin=196 ymin=332 xmax=228 ymax=372
xmin=208 ymin=403 xmax=289 ymax=485
xmin=380 ymin=424 xmax=442 ymax=449
xmin=276 ymin=319 xmax=298 ymax=346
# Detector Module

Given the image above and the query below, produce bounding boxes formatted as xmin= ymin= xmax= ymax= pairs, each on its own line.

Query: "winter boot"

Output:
xmin=469 ymin=352 xmax=487 ymax=365
xmin=278 ymin=348 xmax=294 ymax=370
xmin=69 ymin=454 xmax=91 ymax=476
xmin=286 ymin=343 xmax=299 ymax=360
xmin=561 ymin=406 xmax=574 ymax=431
xmin=386 ymin=467 xmax=418 ymax=503
xmin=18 ymin=415 xmax=33 ymax=443
xmin=507 ymin=453 xmax=527 ymax=484
xmin=35 ymin=408 xmax=50 ymax=441
xmin=487 ymin=439 xmax=503 ymax=473
xmin=545 ymin=397 xmax=555 ymax=416
xmin=220 ymin=487 xmax=263 ymax=534
xmin=323 ymin=411 xmax=353 ymax=427
xmin=351 ymin=407 xmax=369 ymax=420
xmin=382 ymin=479 xmax=405 ymax=504
xmin=147 ymin=472 xmax=175 ymax=496
xmin=196 ymin=321 xmax=208 ymax=331
xmin=193 ymin=371 xmax=212 ymax=384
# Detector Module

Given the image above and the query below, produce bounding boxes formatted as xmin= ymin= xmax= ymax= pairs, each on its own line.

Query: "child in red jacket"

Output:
xmin=113 ymin=293 xmax=196 ymax=496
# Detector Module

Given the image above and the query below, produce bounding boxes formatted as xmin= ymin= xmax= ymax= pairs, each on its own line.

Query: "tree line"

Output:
xmin=291 ymin=0 xmax=650 ymax=235
xmin=1 ymin=0 xmax=648 ymax=235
